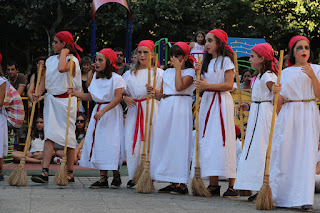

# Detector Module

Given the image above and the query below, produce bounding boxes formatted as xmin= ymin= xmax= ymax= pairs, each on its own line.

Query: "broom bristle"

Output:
xmin=255 ymin=183 xmax=275 ymax=210
xmin=191 ymin=167 xmax=211 ymax=197
xmin=132 ymin=154 xmax=146 ymax=184
xmin=8 ymin=158 xmax=28 ymax=186
xmin=135 ymin=161 xmax=154 ymax=193
xmin=54 ymin=157 xmax=68 ymax=186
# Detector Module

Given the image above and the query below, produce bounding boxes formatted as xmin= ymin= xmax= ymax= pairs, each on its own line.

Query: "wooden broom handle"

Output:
xmin=195 ymin=57 xmax=201 ymax=167
xmin=264 ymin=50 xmax=284 ymax=177
xmin=147 ymin=55 xmax=158 ymax=160
xmin=233 ymin=52 xmax=245 ymax=147
xmin=63 ymin=54 xmax=74 ymax=155
xmin=142 ymin=56 xmax=152 ymax=155
xmin=22 ymin=64 xmax=43 ymax=156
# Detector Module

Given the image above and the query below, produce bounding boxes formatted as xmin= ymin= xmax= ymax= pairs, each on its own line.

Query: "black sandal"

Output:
xmin=207 ymin=185 xmax=221 ymax=196
xmin=67 ymin=170 xmax=75 ymax=184
xmin=31 ymin=168 xmax=49 ymax=183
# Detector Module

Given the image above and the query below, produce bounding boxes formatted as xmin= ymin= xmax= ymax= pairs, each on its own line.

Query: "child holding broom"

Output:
xmin=68 ymin=48 xmax=126 ymax=189
xmin=122 ymin=40 xmax=163 ymax=188
xmin=149 ymin=42 xmax=195 ymax=195
xmin=194 ymin=29 xmax=239 ymax=198
xmin=0 ymin=53 xmax=8 ymax=181
xmin=233 ymin=43 xmax=277 ymax=201
xmin=31 ymin=31 xmax=82 ymax=184
xmin=270 ymin=36 xmax=320 ymax=211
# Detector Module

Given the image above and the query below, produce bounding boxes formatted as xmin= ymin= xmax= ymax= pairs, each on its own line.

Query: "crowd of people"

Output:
xmin=0 ymin=29 xmax=320 ymax=212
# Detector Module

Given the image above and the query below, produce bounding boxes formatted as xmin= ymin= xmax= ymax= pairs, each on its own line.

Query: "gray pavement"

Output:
xmin=0 ymin=176 xmax=319 ymax=213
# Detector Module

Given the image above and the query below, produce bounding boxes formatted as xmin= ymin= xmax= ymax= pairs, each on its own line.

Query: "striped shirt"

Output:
xmin=4 ymin=82 xmax=24 ymax=128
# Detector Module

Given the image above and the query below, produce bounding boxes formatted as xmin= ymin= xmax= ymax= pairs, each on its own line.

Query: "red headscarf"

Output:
xmin=0 ymin=53 xmax=2 ymax=64
xmin=209 ymin=29 xmax=233 ymax=55
xmin=55 ymin=31 xmax=83 ymax=63
xmin=174 ymin=42 xmax=197 ymax=66
xmin=99 ymin=48 xmax=119 ymax=73
xmin=252 ymin=42 xmax=278 ymax=75
xmin=287 ymin=35 xmax=310 ymax=67
xmin=137 ymin=40 xmax=155 ymax=52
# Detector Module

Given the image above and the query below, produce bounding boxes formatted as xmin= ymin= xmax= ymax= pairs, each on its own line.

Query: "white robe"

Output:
xmin=123 ymin=68 xmax=163 ymax=179
xmin=234 ymin=72 xmax=277 ymax=191
xmin=44 ymin=55 xmax=81 ymax=149
xmin=79 ymin=72 xmax=126 ymax=170
xmin=270 ymin=64 xmax=320 ymax=207
xmin=192 ymin=56 xmax=237 ymax=179
xmin=150 ymin=68 xmax=195 ymax=184
xmin=0 ymin=77 xmax=8 ymax=158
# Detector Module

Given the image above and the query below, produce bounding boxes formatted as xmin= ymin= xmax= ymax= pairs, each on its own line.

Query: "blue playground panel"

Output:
xmin=228 ymin=37 xmax=266 ymax=58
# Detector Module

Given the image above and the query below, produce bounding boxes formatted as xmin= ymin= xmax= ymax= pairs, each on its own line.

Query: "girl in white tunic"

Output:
xmin=0 ymin=64 xmax=9 ymax=181
xmin=234 ymin=43 xmax=278 ymax=200
xmin=31 ymin=31 xmax=82 ymax=184
xmin=123 ymin=40 xmax=163 ymax=188
xmin=71 ymin=48 xmax=125 ymax=189
xmin=270 ymin=36 xmax=320 ymax=211
xmin=194 ymin=29 xmax=238 ymax=198
xmin=149 ymin=42 xmax=195 ymax=195
xmin=190 ymin=31 xmax=205 ymax=62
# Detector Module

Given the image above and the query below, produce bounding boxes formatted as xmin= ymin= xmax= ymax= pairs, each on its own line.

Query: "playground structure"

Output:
xmin=91 ymin=0 xmax=133 ymax=62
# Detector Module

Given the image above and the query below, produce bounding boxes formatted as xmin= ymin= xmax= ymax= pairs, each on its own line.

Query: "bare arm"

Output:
xmin=86 ymin=70 xmax=94 ymax=88
xmin=175 ymin=69 xmax=194 ymax=92
xmin=58 ymin=49 xmax=76 ymax=77
xmin=94 ymin=88 xmax=123 ymax=120
xmin=0 ymin=82 xmax=5 ymax=107
xmin=70 ymin=90 xmax=93 ymax=101
xmin=17 ymin=85 xmax=25 ymax=96
xmin=302 ymin=65 xmax=320 ymax=99
xmin=189 ymin=42 xmax=195 ymax=50
xmin=27 ymin=74 xmax=35 ymax=100
xmin=195 ymin=69 xmax=234 ymax=91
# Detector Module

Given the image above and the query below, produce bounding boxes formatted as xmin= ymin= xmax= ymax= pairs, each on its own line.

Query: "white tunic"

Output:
xmin=234 ymin=71 xmax=277 ymax=191
xmin=190 ymin=43 xmax=205 ymax=62
xmin=44 ymin=55 xmax=81 ymax=149
xmin=192 ymin=56 xmax=236 ymax=179
xmin=150 ymin=68 xmax=195 ymax=184
xmin=79 ymin=72 xmax=126 ymax=170
xmin=0 ymin=77 xmax=8 ymax=158
xmin=123 ymin=68 xmax=163 ymax=179
xmin=270 ymin=64 xmax=320 ymax=207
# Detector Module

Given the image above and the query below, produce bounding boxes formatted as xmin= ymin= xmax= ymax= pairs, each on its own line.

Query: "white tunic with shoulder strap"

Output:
xmin=0 ymin=77 xmax=8 ymax=158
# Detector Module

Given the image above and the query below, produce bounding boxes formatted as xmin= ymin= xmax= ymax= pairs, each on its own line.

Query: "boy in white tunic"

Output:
xmin=69 ymin=48 xmax=126 ymax=189
xmin=122 ymin=40 xmax=163 ymax=188
xmin=194 ymin=29 xmax=239 ymax=198
xmin=234 ymin=43 xmax=278 ymax=201
xmin=271 ymin=36 xmax=320 ymax=211
xmin=149 ymin=42 xmax=195 ymax=195
xmin=31 ymin=31 xmax=82 ymax=184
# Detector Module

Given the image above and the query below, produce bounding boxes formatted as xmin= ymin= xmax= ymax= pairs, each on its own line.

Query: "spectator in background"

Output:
xmin=129 ymin=49 xmax=138 ymax=71
xmin=189 ymin=31 xmax=205 ymax=62
xmin=114 ymin=47 xmax=130 ymax=75
xmin=6 ymin=61 xmax=27 ymax=96
xmin=79 ymin=56 xmax=92 ymax=115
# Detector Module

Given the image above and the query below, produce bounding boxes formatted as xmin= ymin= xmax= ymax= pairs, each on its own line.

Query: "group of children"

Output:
xmin=1 ymin=29 xmax=319 ymax=211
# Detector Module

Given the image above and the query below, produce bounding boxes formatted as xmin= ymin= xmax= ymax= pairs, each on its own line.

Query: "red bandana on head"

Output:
xmin=287 ymin=35 xmax=310 ymax=67
xmin=252 ymin=42 xmax=278 ymax=75
xmin=137 ymin=40 xmax=155 ymax=52
xmin=174 ymin=42 xmax=197 ymax=67
xmin=55 ymin=31 xmax=83 ymax=63
xmin=208 ymin=29 xmax=233 ymax=55
xmin=99 ymin=48 xmax=119 ymax=73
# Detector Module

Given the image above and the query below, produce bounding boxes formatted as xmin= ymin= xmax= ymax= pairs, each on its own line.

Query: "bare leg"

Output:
xmin=228 ymin=178 xmax=235 ymax=187
xmin=66 ymin=147 xmax=75 ymax=178
xmin=0 ymin=157 xmax=3 ymax=171
xmin=209 ymin=176 xmax=219 ymax=186
xmin=41 ymin=139 xmax=54 ymax=175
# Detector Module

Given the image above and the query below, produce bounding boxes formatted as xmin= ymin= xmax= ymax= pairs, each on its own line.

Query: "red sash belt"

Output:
xmin=53 ymin=92 xmax=70 ymax=98
xmin=203 ymin=90 xmax=226 ymax=146
xmin=132 ymin=98 xmax=147 ymax=155
xmin=89 ymin=102 xmax=110 ymax=161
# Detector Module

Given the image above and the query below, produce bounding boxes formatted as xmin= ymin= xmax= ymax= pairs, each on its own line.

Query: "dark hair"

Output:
xmin=114 ymin=47 xmax=125 ymax=55
xmin=201 ymin=35 xmax=233 ymax=74
xmin=193 ymin=31 xmax=206 ymax=45
xmin=80 ymin=56 xmax=91 ymax=68
xmin=34 ymin=56 xmax=47 ymax=65
xmin=76 ymin=112 xmax=87 ymax=139
xmin=241 ymin=70 xmax=253 ymax=82
xmin=169 ymin=45 xmax=193 ymax=69
xmin=7 ymin=60 xmax=19 ymax=69
xmin=252 ymin=50 xmax=276 ymax=79
xmin=288 ymin=41 xmax=314 ymax=65
xmin=96 ymin=56 xmax=117 ymax=79
xmin=31 ymin=115 xmax=44 ymax=140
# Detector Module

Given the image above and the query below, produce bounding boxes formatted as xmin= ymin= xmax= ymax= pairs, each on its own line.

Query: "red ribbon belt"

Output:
xmin=54 ymin=92 xmax=70 ymax=98
xmin=89 ymin=102 xmax=110 ymax=161
xmin=132 ymin=98 xmax=147 ymax=155
xmin=202 ymin=90 xmax=226 ymax=146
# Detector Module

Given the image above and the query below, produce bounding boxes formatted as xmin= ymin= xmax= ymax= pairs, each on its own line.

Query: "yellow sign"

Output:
xmin=231 ymin=90 xmax=252 ymax=126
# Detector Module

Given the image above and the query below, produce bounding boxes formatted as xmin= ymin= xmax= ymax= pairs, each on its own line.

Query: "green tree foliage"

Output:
xmin=0 ymin=0 xmax=319 ymax=73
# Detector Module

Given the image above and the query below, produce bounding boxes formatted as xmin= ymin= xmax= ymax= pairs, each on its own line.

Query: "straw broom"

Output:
xmin=8 ymin=64 xmax=44 ymax=186
xmin=234 ymin=52 xmax=252 ymax=196
xmin=255 ymin=50 xmax=284 ymax=210
xmin=136 ymin=55 xmax=158 ymax=193
xmin=191 ymin=57 xmax=211 ymax=197
xmin=132 ymin=56 xmax=152 ymax=185
xmin=54 ymin=54 xmax=74 ymax=186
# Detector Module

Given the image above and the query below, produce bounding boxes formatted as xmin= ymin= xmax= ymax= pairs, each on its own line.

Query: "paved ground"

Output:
xmin=0 ymin=174 xmax=319 ymax=213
